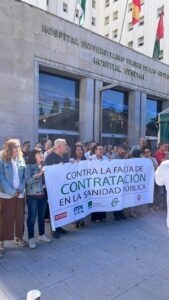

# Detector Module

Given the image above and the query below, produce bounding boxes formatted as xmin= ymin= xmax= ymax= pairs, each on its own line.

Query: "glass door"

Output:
xmin=38 ymin=71 xmax=80 ymax=149
xmin=101 ymin=88 xmax=128 ymax=146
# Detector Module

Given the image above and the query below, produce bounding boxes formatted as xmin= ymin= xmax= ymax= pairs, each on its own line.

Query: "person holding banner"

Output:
xmin=85 ymin=141 xmax=96 ymax=159
xmin=71 ymin=144 xmax=86 ymax=228
xmin=90 ymin=144 xmax=108 ymax=223
xmin=25 ymin=149 xmax=51 ymax=249
xmin=45 ymin=138 xmax=69 ymax=238
xmin=113 ymin=146 xmax=128 ymax=221
xmin=71 ymin=144 xmax=86 ymax=162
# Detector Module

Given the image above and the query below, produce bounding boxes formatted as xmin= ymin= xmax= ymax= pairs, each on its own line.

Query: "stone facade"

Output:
xmin=0 ymin=0 xmax=169 ymax=147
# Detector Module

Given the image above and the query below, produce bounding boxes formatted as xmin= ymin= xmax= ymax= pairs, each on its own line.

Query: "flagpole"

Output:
xmin=73 ymin=0 xmax=78 ymax=23
xmin=119 ymin=0 xmax=129 ymax=44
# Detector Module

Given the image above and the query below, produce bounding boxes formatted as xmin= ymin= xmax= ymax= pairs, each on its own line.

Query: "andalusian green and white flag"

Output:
xmin=78 ymin=0 xmax=86 ymax=26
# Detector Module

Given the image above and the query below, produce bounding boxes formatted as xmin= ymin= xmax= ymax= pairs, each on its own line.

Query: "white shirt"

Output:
xmin=85 ymin=151 xmax=91 ymax=159
xmin=155 ymin=160 xmax=169 ymax=228
xmin=155 ymin=160 xmax=169 ymax=190
xmin=90 ymin=154 xmax=108 ymax=161
xmin=0 ymin=158 xmax=23 ymax=199
xmin=11 ymin=158 xmax=20 ymax=189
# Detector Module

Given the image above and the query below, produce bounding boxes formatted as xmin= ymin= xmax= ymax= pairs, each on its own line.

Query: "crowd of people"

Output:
xmin=0 ymin=137 xmax=168 ymax=258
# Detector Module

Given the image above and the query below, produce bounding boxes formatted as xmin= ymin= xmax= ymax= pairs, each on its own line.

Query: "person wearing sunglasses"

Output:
xmin=143 ymin=148 xmax=158 ymax=170
xmin=0 ymin=139 xmax=26 ymax=257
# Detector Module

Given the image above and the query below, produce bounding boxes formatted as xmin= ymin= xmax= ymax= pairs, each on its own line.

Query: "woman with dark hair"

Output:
xmin=0 ymin=139 xmax=26 ymax=257
xmin=25 ymin=149 xmax=51 ymax=249
xmin=70 ymin=145 xmax=86 ymax=228
xmin=71 ymin=144 xmax=86 ymax=162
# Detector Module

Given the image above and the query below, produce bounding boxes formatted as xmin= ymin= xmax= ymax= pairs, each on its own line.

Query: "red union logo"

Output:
xmin=55 ymin=212 xmax=67 ymax=220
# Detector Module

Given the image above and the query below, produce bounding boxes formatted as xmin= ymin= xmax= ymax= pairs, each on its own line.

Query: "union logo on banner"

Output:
xmin=137 ymin=194 xmax=141 ymax=201
xmin=55 ymin=212 xmax=67 ymax=220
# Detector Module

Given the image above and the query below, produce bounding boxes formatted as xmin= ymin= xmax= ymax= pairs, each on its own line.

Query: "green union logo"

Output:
xmin=111 ymin=198 xmax=119 ymax=207
xmin=88 ymin=201 xmax=93 ymax=208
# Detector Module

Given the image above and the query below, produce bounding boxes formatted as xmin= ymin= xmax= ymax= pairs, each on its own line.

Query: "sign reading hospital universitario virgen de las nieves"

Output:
xmin=44 ymin=159 xmax=154 ymax=229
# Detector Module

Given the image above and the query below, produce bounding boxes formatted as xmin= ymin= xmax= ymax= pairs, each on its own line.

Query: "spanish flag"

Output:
xmin=132 ymin=0 xmax=141 ymax=26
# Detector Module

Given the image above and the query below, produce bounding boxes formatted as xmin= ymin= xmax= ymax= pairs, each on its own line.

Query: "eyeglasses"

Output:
xmin=144 ymin=151 xmax=150 ymax=153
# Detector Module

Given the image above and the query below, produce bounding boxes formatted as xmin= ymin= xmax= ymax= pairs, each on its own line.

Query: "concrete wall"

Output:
xmin=0 ymin=0 xmax=169 ymax=146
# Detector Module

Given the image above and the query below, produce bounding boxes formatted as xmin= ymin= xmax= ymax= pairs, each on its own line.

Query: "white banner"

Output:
xmin=45 ymin=158 xmax=154 ymax=230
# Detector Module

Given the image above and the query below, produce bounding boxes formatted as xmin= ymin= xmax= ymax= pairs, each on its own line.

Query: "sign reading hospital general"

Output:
xmin=44 ymin=159 xmax=154 ymax=229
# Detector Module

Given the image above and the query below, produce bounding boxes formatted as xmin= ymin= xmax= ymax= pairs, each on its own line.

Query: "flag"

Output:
xmin=153 ymin=39 xmax=160 ymax=60
xmin=132 ymin=0 xmax=141 ymax=26
xmin=157 ymin=12 xmax=164 ymax=40
xmin=153 ymin=11 xmax=164 ymax=60
xmin=78 ymin=0 xmax=86 ymax=26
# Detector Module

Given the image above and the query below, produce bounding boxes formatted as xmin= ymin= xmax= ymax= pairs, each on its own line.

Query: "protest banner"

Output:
xmin=45 ymin=158 xmax=154 ymax=229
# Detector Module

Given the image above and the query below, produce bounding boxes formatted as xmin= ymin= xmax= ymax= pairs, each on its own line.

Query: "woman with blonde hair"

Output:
xmin=0 ymin=139 xmax=26 ymax=257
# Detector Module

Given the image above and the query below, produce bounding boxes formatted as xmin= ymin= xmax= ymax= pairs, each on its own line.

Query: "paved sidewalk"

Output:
xmin=1 ymin=209 xmax=169 ymax=300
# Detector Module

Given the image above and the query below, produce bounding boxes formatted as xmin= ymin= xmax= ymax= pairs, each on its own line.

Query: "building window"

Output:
xmin=105 ymin=16 xmax=109 ymax=25
xmin=75 ymin=9 xmax=79 ymax=18
xmin=138 ymin=36 xmax=144 ymax=47
xmin=105 ymin=33 xmax=109 ymax=38
xmin=128 ymin=22 xmax=133 ymax=31
xmin=102 ymin=89 xmax=128 ymax=135
xmin=63 ymin=3 xmax=68 ymax=13
xmin=146 ymin=98 xmax=162 ymax=137
xmin=92 ymin=17 xmax=96 ymax=26
xmin=39 ymin=72 xmax=79 ymax=132
xmin=113 ymin=11 xmax=118 ymax=20
xmin=105 ymin=0 xmax=110 ymax=7
xmin=112 ymin=29 xmax=118 ymax=39
xmin=92 ymin=0 xmax=96 ymax=9
xmin=128 ymin=2 xmax=132 ymax=12
xmin=128 ymin=41 xmax=133 ymax=48
xmin=113 ymin=0 xmax=118 ymax=2
xmin=159 ymin=50 xmax=164 ymax=60
xmin=157 ymin=6 xmax=164 ymax=18
xmin=139 ymin=16 xmax=144 ymax=26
